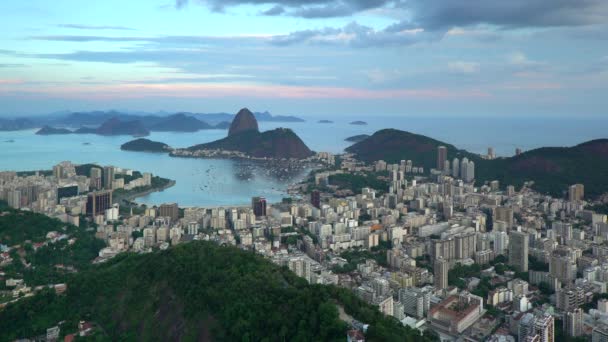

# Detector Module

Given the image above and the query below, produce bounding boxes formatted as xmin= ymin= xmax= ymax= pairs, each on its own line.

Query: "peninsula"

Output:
xmin=173 ymin=108 xmax=314 ymax=160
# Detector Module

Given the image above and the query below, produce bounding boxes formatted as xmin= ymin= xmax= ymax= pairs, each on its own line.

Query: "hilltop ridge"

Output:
xmin=347 ymin=129 xmax=608 ymax=197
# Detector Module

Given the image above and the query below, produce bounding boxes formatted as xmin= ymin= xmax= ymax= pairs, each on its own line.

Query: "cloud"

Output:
xmin=407 ymin=0 xmax=608 ymax=29
xmin=31 ymin=21 xmax=435 ymax=48
xmin=448 ymin=61 xmax=480 ymax=74
xmin=175 ymin=0 xmax=189 ymax=9
xmin=271 ymin=21 xmax=436 ymax=47
xmin=177 ymin=0 xmax=396 ymax=18
xmin=58 ymin=24 xmax=136 ymax=31
xmin=0 ymin=64 xmax=28 ymax=68
xmin=0 ymin=79 xmax=23 ymax=85
xmin=175 ymin=0 xmax=608 ymax=29
xmin=508 ymin=52 xmax=546 ymax=72
xmin=5 ymin=82 xmax=490 ymax=101
xmin=261 ymin=5 xmax=285 ymax=15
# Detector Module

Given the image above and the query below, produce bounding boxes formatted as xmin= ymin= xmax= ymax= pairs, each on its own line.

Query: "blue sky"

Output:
xmin=0 ymin=0 xmax=607 ymax=117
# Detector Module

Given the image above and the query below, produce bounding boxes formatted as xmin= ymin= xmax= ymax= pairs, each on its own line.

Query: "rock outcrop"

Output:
xmin=228 ymin=108 xmax=259 ymax=136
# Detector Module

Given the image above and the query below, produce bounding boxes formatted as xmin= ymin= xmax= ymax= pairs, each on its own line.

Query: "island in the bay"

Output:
xmin=318 ymin=120 xmax=333 ymax=124
xmin=349 ymin=120 xmax=368 ymax=125
xmin=344 ymin=134 xmax=370 ymax=143
xmin=120 ymin=138 xmax=173 ymax=153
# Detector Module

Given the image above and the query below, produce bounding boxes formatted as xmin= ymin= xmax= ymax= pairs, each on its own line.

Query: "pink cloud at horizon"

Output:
xmin=0 ymin=82 xmax=492 ymax=100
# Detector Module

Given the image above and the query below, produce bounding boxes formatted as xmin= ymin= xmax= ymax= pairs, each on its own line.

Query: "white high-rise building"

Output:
xmin=452 ymin=158 xmax=460 ymax=178
xmin=493 ymin=231 xmax=509 ymax=255
xmin=465 ymin=161 xmax=475 ymax=182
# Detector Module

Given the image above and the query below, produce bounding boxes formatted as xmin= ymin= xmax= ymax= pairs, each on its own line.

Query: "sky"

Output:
xmin=0 ymin=0 xmax=607 ymax=117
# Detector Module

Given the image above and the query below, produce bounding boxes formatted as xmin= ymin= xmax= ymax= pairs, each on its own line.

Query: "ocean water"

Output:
xmin=0 ymin=116 xmax=606 ymax=206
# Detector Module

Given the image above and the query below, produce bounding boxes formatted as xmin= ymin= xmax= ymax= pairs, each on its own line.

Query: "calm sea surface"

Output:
xmin=0 ymin=116 xmax=606 ymax=206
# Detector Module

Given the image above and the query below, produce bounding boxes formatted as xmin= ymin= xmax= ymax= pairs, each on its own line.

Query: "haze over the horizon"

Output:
xmin=0 ymin=0 xmax=607 ymax=117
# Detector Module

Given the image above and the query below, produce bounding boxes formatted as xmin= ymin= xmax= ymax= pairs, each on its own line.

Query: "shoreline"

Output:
xmin=115 ymin=179 xmax=176 ymax=203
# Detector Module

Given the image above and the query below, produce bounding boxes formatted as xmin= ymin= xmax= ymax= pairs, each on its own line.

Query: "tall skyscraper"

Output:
xmin=519 ymin=312 xmax=555 ymax=342
xmin=465 ymin=160 xmax=475 ymax=182
xmin=550 ymin=250 xmax=576 ymax=284
xmin=487 ymin=147 xmax=495 ymax=159
xmin=533 ymin=313 xmax=555 ymax=342
xmin=437 ymin=146 xmax=447 ymax=171
xmin=568 ymin=184 xmax=584 ymax=202
xmin=103 ymin=166 xmax=115 ymax=190
xmin=509 ymin=231 xmax=529 ymax=272
xmin=90 ymin=167 xmax=102 ymax=190
xmin=493 ymin=231 xmax=509 ymax=255
xmin=252 ymin=196 xmax=267 ymax=217
xmin=434 ymin=257 xmax=449 ymax=290
xmin=454 ymin=232 xmax=477 ymax=259
xmin=452 ymin=158 xmax=460 ymax=178
xmin=311 ymin=190 xmax=321 ymax=209
xmin=494 ymin=207 xmax=515 ymax=229
xmin=86 ymin=190 xmax=112 ymax=217
xmin=564 ymin=308 xmax=583 ymax=337
xmin=53 ymin=164 xmax=64 ymax=179
xmin=159 ymin=203 xmax=179 ymax=223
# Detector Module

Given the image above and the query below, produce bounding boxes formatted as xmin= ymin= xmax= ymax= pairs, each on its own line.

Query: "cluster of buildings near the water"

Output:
xmin=2 ymin=143 xmax=608 ymax=342
xmin=0 ymin=161 xmax=155 ymax=227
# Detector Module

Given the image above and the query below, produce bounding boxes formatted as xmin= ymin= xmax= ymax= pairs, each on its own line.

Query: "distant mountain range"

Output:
xmin=0 ymin=118 xmax=36 ymax=131
xmin=346 ymin=129 xmax=608 ymax=198
xmin=121 ymin=108 xmax=314 ymax=159
xmin=36 ymin=117 xmax=151 ymax=137
xmin=0 ymin=110 xmax=305 ymax=132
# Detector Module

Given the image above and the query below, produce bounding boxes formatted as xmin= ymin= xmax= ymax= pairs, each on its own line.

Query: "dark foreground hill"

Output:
xmin=346 ymin=129 xmax=608 ymax=197
xmin=0 ymin=242 xmax=432 ymax=342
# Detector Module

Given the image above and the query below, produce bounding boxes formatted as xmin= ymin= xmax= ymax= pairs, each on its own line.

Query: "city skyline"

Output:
xmin=0 ymin=0 xmax=607 ymax=116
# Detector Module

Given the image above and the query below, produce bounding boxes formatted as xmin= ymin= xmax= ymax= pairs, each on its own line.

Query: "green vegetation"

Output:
xmin=528 ymin=255 xmax=549 ymax=272
xmin=538 ymin=282 xmax=554 ymax=296
xmin=554 ymin=320 xmax=588 ymax=342
xmin=448 ymin=263 xmax=482 ymax=289
xmin=0 ymin=207 xmax=68 ymax=246
xmin=587 ymin=203 xmax=608 ymax=215
xmin=0 ymin=242 xmax=434 ymax=342
xmin=582 ymin=292 xmax=608 ymax=311
xmin=75 ymin=163 xmax=102 ymax=177
xmin=328 ymin=173 xmax=389 ymax=194
xmin=1 ymin=213 xmax=105 ymax=286
xmin=120 ymin=138 xmax=171 ymax=152
xmin=345 ymin=129 xmax=474 ymax=171
xmin=333 ymin=246 xmax=390 ymax=273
